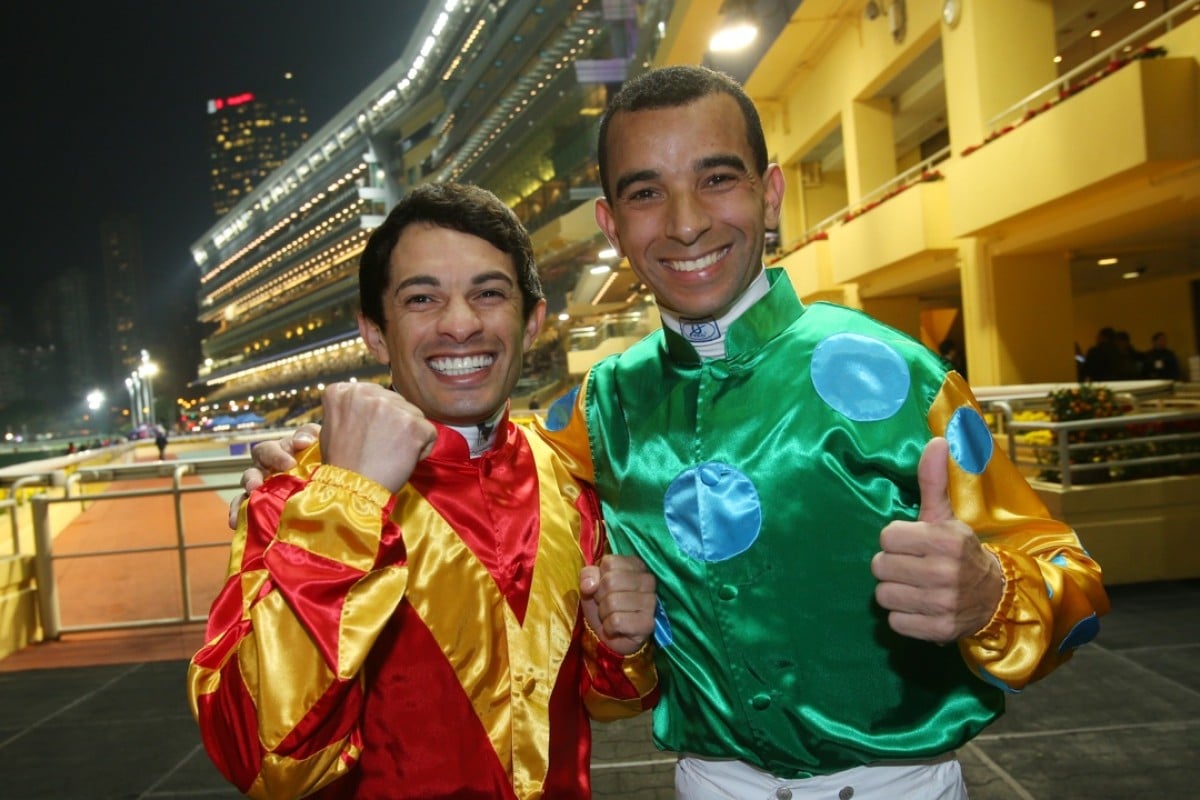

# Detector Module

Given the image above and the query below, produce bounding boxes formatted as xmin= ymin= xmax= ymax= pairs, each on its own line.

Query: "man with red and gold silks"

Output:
xmin=533 ymin=66 xmax=1111 ymax=799
xmin=187 ymin=183 xmax=659 ymax=799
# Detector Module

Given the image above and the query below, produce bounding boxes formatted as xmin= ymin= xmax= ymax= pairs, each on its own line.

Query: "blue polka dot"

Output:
xmin=946 ymin=407 xmax=994 ymax=475
xmin=664 ymin=462 xmax=761 ymax=562
xmin=1059 ymin=613 xmax=1100 ymax=653
xmin=544 ymin=384 xmax=579 ymax=431
xmin=653 ymin=600 xmax=674 ymax=648
xmin=978 ymin=666 xmax=1020 ymax=694
xmin=811 ymin=333 xmax=910 ymax=422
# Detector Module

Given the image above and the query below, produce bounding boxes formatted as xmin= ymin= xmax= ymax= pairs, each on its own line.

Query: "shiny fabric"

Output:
xmin=534 ymin=268 xmax=1108 ymax=781
xmin=188 ymin=415 xmax=658 ymax=799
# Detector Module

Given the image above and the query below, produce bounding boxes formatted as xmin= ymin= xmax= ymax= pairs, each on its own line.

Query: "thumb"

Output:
xmin=579 ymin=565 xmax=600 ymax=598
xmin=917 ymin=437 xmax=955 ymax=523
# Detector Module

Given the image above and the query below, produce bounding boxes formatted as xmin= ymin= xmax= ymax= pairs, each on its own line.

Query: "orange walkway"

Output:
xmin=0 ymin=454 xmax=235 ymax=672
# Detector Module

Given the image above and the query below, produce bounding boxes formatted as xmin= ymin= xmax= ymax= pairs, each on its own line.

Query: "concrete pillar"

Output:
xmin=942 ymin=0 xmax=1058 ymax=152
xmin=843 ymin=97 xmax=896 ymax=202
xmin=961 ymin=244 xmax=1077 ymax=386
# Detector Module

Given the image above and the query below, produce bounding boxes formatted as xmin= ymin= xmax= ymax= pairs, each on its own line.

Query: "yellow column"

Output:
xmin=942 ymin=0 xmax=1057 ymax=152
xmin=961 ymin=245 xmax=1078 ymax=386
xmin=843 ymin=98 xmax=895 ymax=202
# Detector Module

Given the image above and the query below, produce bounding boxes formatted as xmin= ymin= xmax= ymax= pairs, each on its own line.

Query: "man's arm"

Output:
xmin=193 ymin=383 xmax=437 ymax=796
xmin=189 ymin=455 xmax=408 ymax=798
xmin=872 ymin=374 xmax=1109 ymax=692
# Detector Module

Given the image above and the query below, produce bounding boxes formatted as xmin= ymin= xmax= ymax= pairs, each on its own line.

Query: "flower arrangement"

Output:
xmin=1035 ymin=385 xmax=1126 ymax=483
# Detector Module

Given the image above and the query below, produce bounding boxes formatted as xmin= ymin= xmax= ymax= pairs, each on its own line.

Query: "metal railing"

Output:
xmin=987 ymin=3 xmax=1194 ymax=132
xmin=30 ymin=455 xmax=249 ymax=639
xmin=991 ymin=404 xmax=1200 ymax=489
xmin=786 ymin=145 xmax=953 ymax=251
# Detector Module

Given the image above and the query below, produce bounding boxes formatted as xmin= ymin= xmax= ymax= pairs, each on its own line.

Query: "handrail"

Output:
xmin=1 ymin=473 xmax=66 ymax=555
xmin=790 ymin=145 xmax=952 ymax=248
xmin=986 ymin=3 xmax=1192 ymax=131
xmin=30 ymin=454 xmax=249 ymax=639
xmin=992 ymin=405 xmax=1200 ymax=489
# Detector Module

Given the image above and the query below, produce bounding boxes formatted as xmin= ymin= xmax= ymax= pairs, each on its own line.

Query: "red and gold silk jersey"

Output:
xmin=188 ymin=419 xmax=658 ymax=799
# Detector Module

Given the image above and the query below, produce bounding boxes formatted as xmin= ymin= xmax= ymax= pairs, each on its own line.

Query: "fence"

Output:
xmin=990 ymin=401 xmax=1200 ymax=489
xmin=29 ymin=455 xmax=248 ymax=639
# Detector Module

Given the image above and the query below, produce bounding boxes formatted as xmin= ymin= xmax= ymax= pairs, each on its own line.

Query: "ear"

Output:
xmin=594 ymin=198 xmax=623 ymax=257
xmin=357 ymin=313 xmax=390 ymax=365
xmin=763 ymin=163 xmax=785 ymax=231
xmin=523 ymin=299 xmax=547 ymax=352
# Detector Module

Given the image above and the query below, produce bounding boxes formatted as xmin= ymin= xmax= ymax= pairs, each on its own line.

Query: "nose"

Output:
xmin=438 ymin=295 xmax=484 ymax=341
xmin=664 ymin=191 xmax=710 ymax=244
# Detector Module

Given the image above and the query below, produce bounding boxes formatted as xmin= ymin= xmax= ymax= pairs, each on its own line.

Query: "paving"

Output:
xmin=1 ymin=456 xmax=1196 ymax=798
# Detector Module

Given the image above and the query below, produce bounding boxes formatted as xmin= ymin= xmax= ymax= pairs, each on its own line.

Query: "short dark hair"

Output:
xmin=597 ymin=65 xmax=769 ymax=200
xmin=359 ymin=182 xmax=543 ymax=328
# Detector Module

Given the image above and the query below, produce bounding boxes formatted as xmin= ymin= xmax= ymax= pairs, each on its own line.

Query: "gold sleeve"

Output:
xmin=930 ymin=373 xmax=1110 ymax=691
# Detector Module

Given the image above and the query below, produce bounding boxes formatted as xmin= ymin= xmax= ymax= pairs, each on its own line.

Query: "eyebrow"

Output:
xmin=613 ymin=153 xmax=751 ymax=197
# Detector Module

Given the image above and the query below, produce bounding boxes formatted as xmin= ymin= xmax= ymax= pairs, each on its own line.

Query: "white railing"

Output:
xmin=29 ymin=455 xmax=249 ymax=639
xmin=991 ymin=405 xmax=1200 ymax=489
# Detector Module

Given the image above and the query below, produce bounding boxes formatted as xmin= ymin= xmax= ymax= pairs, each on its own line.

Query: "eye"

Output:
xmin=704 ymin=171 xmax=738 ymax=188
xmin=476 ymin=286 xmax=510 ymax=302
xmin=622 ymin=185 xmax=660 ymax=204
xmin=401 ymin=293 xmax=434 ymax=307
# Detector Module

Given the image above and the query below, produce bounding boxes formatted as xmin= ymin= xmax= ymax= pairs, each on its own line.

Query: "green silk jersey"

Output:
xmin=547 ymin=269 xmax=1106 ymax=778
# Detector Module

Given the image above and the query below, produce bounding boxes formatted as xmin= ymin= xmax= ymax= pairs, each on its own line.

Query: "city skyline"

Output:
xmin=0 ymin=1 xmax=422 ymax=347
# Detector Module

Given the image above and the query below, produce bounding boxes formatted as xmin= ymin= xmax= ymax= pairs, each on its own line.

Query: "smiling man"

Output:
xmin=537 ymin=65 xmax=1109 ymax=798
xmin=188 ymin=182 xmax=659 ymax=800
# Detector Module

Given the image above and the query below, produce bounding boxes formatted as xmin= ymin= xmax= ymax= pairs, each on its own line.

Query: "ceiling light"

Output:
xmin=1090 ymin=29 xmax=1102 ymax=38
xmin=710 ymin=1 xmax=759 ymax=53
xmin=598 ymin=247 xmax=618 ymax=259
xmin=1133 ymin=1 xmax=1147 ymax=9
xmin=1097 ymin=257 xmax=1119 ymax=266
xmin=589 ymin=264 xmax=612 ymax=275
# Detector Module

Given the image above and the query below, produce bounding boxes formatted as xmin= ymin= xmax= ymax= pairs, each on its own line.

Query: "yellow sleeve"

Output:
xmin=930 ymin=373 xmax=1110 ymax=692
xmin=530 ymin=374 xmax=598 ymax=484
xmin=188 ymin=446 xmax=408 ymax=798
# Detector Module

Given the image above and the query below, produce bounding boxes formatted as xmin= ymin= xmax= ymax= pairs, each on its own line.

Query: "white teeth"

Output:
xmin=664 ymin=247 xmax=728 ymax=273
xmin=429 ymin=354 xmax=494 ymax=376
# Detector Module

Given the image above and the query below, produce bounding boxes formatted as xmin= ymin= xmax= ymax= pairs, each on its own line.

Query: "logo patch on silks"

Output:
xmin=681 ymin=318 xmax=720 ymax=343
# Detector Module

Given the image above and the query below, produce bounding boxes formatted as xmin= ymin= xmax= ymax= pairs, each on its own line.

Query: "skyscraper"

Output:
xmin=99 ymin=214 xmax=144 ymax=386
xmin=206 ymin=74 xmax=310 ymax=217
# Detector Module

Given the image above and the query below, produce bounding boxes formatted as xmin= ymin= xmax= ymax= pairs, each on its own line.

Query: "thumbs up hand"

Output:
xmin=870 ymin=437 xmax=1004 ymax=644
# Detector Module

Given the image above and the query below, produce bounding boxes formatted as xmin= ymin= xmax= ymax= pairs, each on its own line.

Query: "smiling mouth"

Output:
xmin=429 ymin=354 xmax=494 ymax=376
xmin=662 ymin=246 xmax=730 ymax=273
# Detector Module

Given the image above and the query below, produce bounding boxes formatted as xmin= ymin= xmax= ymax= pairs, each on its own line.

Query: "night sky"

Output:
xmin=0 ymin=1 xmax=422 ymax=338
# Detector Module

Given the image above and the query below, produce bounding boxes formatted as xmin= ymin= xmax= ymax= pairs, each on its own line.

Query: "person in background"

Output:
xmin=242 ymin=67 xmax=1109 ymax=799
xmin=1143 ymin=331 xmax=1181 ymax=380
xmin=938 ymin=337 xmax=967 ymax=380
xmin=1083 ymin=326 xmax=1119 ymax=382
xmin=1112 ymin=330 xmax=1143 ymax=379
xmin=154 ymin=424 xmax=168 ymax=460
xmin=191 ymin=182 xmax=659 ymax=799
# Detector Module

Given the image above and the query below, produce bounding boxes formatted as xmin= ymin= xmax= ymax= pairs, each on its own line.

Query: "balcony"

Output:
xmin=949 ymin=56 xmax=1199 ymax=243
